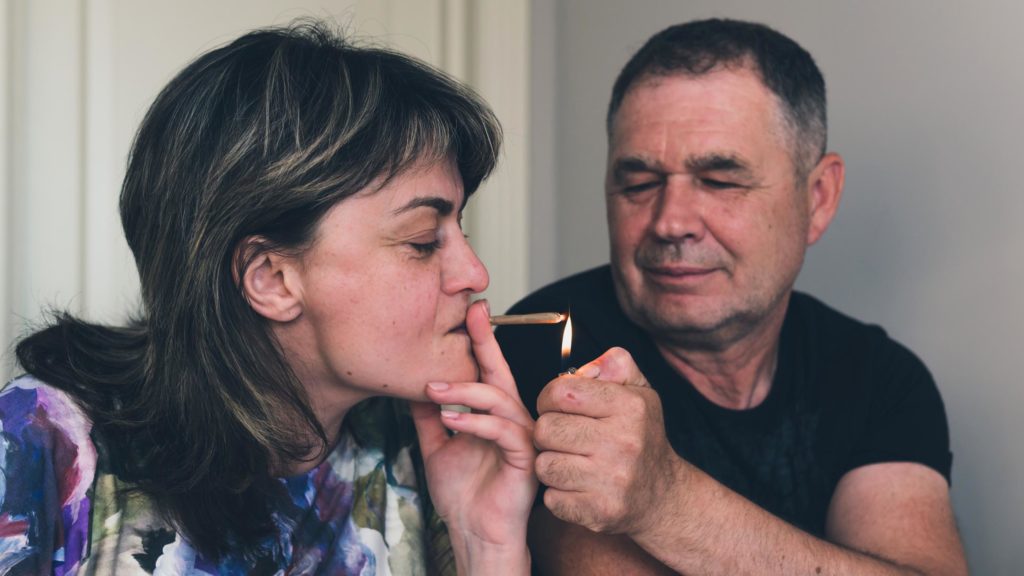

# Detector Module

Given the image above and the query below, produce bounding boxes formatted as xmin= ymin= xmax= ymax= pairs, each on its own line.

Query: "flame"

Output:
xmin=560 ymin=313 xmax=573 ymax=361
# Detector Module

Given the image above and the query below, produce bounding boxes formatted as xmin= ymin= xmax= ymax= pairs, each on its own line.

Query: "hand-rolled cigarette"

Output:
xmin=489 ymin=312 xmax=566 ymax=326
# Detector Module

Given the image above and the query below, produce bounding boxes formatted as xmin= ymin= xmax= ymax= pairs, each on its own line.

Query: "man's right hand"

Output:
xmin=533 ymin=347 xmax=690 ymax=539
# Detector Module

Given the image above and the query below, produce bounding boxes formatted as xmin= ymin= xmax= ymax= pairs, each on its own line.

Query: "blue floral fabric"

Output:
xmin=0 ymin=376 xmax=454 ymax=575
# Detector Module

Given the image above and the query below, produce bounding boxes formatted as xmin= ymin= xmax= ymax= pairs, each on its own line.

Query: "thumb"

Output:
xmin=580 ymin=346 xmax=650 ymax=388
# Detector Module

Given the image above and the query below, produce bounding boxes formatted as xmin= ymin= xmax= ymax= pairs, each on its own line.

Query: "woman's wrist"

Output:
xmin=449 ymin=528 xmax=531 ymax=576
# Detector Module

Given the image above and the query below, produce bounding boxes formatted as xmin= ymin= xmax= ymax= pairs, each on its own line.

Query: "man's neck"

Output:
xmin=653 ymin=301 xmax=788 ymax=410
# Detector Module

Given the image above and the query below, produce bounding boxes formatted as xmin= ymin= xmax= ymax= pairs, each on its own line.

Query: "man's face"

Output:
xmin=606 ymin=68 xmax=814 ymax=347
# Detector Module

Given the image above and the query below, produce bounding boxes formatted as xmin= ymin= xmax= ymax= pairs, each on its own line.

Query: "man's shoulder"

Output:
xmin=789 ymin=291 xmax=890 ymax=349
xmin=787 ymin=291 xmax=933 ymax=386
xmin=790 ymin=289 xmax=921 ymax=356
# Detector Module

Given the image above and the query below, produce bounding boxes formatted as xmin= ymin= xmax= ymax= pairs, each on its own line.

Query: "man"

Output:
xmin=496 ymin=19 xmax=967 ymax=575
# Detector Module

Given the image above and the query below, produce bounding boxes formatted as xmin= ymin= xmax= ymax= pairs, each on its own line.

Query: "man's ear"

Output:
xmin=236 ymin=237 xmax=304 ymax=322
xmin=805 ymin=152 xmax=846 ymax=246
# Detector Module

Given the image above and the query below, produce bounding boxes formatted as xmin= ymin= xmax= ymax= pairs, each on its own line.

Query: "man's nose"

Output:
xmin=651 ymin=177 xmax=706 ymax=242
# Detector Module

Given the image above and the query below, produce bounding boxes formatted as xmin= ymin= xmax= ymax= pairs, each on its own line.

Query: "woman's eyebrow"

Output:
xmin=392 ymin=196 xmax=454 ymax=216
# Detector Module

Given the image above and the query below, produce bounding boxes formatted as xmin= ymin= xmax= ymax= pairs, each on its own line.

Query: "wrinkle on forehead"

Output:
xmin=608 ymin=70 xmax=792 ymax=180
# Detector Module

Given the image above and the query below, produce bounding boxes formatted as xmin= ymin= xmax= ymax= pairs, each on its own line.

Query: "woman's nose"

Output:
xmin=444 ymin=235 xmax=490 ymax=294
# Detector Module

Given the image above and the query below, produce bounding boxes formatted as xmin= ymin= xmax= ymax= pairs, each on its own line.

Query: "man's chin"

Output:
xmin=626 ymin=301 xmax=736 ymax=341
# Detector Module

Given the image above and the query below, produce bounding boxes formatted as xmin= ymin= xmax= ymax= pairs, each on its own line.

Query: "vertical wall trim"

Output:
xmin=0 ymin=0 xmax=11 ymax=376
xmin=77 ymin=0 xmax=89 ymax=319
xmin=440 ymin=0 xmax=468 ymax=82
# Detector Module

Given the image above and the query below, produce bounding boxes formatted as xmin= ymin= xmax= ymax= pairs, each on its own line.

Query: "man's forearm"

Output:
xmin=630 ymin=463 xmax=944 ymax=576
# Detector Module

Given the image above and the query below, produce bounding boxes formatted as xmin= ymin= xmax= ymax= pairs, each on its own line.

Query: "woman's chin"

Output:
xmin=429 ymin=358 xmax=480 ymax=386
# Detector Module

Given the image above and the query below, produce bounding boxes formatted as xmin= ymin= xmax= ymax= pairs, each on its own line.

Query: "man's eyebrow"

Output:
xmin=685 ymin=153 xmax=754 ymax=177
xmin=392 ymin=196 xmax=454 ymax=216
xmin=611 ymin=156 xmax=661 ymax=182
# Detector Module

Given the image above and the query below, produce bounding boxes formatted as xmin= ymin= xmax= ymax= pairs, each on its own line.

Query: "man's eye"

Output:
xmin=622 ymin=181 xmax=659 ymax=194
xmin=701 ymin=178 xmax=739 ymax=190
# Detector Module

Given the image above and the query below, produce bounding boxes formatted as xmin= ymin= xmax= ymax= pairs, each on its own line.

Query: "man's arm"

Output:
xmin=532 ymin=348 xmax=967 ymax=576
xmin=528 ymin=505 xmax=676 ymax=575
xmin=532 ymin=461 xmax=965 ymax=575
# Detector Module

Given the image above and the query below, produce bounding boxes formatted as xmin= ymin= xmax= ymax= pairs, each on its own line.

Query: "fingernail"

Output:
xmin=427 ymin=382 xmax=450 ymax=392
xmin=577 ymin=364 xmax=600 ymax=378
xmin=440 ymin=409 xmax=461 ymax=420
xmin=480 ymin=299 xmax=491 ymax=317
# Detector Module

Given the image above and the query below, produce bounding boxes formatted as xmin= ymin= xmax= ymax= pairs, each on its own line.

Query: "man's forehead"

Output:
xmin=615 ymin=68 xmax=777 ymax=122
xmin=608 ymin=70 xmax=790 ymax=164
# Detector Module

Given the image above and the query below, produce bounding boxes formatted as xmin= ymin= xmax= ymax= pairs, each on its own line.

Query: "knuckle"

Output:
xmin=544 ymin=491 xmax=581 ymax=525
xmin=607 ymin=346 xmax=634 ymax=363
xmin=620 ymin=435 xmax=642 ymax=459
xmin=534 ymin=414 xmax=555 ymax=447
xmin=609 ymin=467 xmax=632 ymax=492
xmin=623 ymin=392 xmax=646 ymax=414
xmin=535 ymin=451 xmax=555 ymax=481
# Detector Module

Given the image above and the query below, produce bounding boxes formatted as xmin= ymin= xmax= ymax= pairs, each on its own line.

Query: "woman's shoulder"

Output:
xmin=0 ymin=375 xmax=100 ymax=574
xmin=0 ymin=374 xmax=98 ymax=471
xmin=1 ymin=374 xmax=98 ymax=463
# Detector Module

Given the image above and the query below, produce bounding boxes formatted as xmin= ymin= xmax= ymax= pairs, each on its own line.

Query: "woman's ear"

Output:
xmin=237 ymin=238 xmax=304 ymax=322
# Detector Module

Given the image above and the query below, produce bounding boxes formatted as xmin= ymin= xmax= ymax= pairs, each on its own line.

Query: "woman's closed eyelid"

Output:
xmin=409 ymin=238 xmax=442 ymax=256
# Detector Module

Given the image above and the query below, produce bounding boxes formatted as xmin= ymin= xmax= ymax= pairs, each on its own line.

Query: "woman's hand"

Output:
xmin=410 ymin=300 xmax=537 ymax=575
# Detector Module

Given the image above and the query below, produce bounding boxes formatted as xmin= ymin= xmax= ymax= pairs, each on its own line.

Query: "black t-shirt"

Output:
xmin=496 ymin=265 xmax=952 ymax=536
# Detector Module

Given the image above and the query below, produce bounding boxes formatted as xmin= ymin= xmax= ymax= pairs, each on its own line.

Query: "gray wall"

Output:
xmin=535 ymin=0 xmax=1024 ymax=572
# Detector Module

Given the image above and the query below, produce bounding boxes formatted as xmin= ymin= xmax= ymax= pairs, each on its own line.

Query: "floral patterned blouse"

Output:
xmin=0 ymin=376 xmax=455 ymax=575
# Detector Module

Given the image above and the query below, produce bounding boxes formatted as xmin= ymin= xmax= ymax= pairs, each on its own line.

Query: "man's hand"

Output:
xmin=534 ymin=347 xmax=687 ymax=537
xmin=529 ymin=346 xmax=967 ymax=576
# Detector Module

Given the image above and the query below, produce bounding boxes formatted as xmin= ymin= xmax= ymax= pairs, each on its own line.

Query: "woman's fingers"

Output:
xmin=425 ymin=380 xmax=533 ymax=429
xmin=438 ymin=410 xmax=535 ymax=472
xmin=466 ymin=300 xmax=518 ymax=397
xmin=410 ymin=401 xmax=448 ymax=459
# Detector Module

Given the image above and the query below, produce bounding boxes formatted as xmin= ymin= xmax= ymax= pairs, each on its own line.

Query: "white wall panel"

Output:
xmin=8 ymin=0 xmax=85 ymax=350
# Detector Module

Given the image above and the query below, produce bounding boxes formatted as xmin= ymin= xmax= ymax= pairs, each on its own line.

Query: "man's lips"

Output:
xmin=642 ymin=264 xmax=721 ymax=290
xmin=448 ymin=322 xmax=468 ymax=334
xmin=644 ymin=264 xmax=718 ymax=277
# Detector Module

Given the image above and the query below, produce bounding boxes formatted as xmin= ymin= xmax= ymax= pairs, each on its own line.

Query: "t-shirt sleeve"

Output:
xmin=0 ymin=380 xmax=97 ymax=575
xmin=843 ymin=339 xmax=954 ymax=485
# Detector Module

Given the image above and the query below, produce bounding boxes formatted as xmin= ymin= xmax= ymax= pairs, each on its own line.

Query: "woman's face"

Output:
xmin=287 ymin=159 xmax=489 ymax=402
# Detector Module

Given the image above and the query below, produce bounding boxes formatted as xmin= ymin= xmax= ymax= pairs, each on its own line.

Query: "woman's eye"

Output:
xmin=410 ymin=239 xmax=442 ymax=255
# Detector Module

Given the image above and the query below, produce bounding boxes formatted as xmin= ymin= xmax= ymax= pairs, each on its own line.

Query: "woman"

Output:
xmin=0 ymin=22 xmax=535 ymax=575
